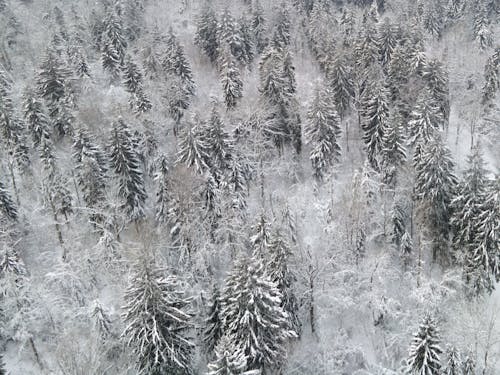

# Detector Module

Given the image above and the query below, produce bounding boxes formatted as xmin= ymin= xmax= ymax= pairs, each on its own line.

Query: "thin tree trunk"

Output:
xmin=71 ymin=170 xmax=81 ymax=206
xmin=29 ymin=337 xmax=44 ymax=372
xmin=8 ymin=161 xmax=20 ymax=206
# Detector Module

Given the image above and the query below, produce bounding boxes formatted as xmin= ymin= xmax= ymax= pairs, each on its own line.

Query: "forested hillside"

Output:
xmin=0 ymin=0 xmax=499 ymax=374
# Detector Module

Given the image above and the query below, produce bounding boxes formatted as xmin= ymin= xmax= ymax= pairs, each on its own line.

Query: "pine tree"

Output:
xmin=271 ymin=3 xmax=291 ymax=49
xmin=165 ymin=76 xmax=191 ymax=132
xmin=220 ymin=255 xmax=296 ymax=373
xmin=406 ymin=314 xmax=442 ymax=375
xmin=0 ymin=180 xmax=18 ymax=221
xmin=360 ymin=82 xmax=390 ymax=171
xmin=413 ymin=135 xmax=457 ymax=262
xmin=421 ymin=59 xmax=449 ymax=128
xmin=0 ymin=353 xmax=6 ymax=375
xmin=443 ymin=345 xmax=462 ymax=375
xmin=37 ymin=49 xmax=69 ymax=105
xmin=108 ymin=119 xmax=147 ymax=221
xmin=354 ymin=22 xmax=380 ymax=71
xmin=238 ymin=14 xmax=255 ymax=66
xmin=250 ymin=210 xmax=272 ymax=256
xmin=220 ymin=47 xmax=243 ymax=110
xmin=400 ymin=231 xmax=413 ymax=269
xmin=103 ymin=10 xmax=127 ymax=65
xmin=423 ymin=0 xmax=445 ymax=39
xmin=391 ymin=200 xmax=407 ymax=245
xmin=194 ymin=3 xmax=219 ymax=63
xmin=23 ymin=88 xmax=51 ymax=147
xmin=203 ymin=284 xmax=223 ymax=358
xmin=176 ymin=121 xmax=210 ymax=174
xmin=378 ymin=18 xmax=398 ymax=67
xmin=217 ymin=9 xmax=244 ymax=64
xmin=473 ymin=4 xmax=493 ymax=50
xmin=122 ymin=259 xmax=194 ymax=374
xmin=267 ymin=229 xmax=301 ymax=336
xmin=305 ymin=84 xmax=342 ymax=181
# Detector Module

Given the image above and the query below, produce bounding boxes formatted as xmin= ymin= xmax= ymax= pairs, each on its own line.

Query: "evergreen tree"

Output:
xmin=207 ymin=334 xmax=259 ymax=375
xmin=360 ymin=82 xmax=390 ymax=171
xmin=122 ymin=259 xmax=194 ymax=374
xmin=462 ymin=350 xmax=475 ymax=375
xmin=271 ymin=3 xmax=291 ymax=49
xmin=103 ymin=10 xmax=127 ymax=65
xmin=251 ymin=0 xmax=267 ymax=54
xmin=176 ymin=120 xmax=210 ymax=174
xmin=0 ymin=353 xmax=5 ymax=375
xmin=72 ymin=129 xmax=108 ymax=219
xmin=203 ymin=284 xmax=223 ymax=358
xmin=36 ymin=49 xmax=69 ymax=107
xmin=482 ymin=48 xmax=500 ymax=104
xmin=220 ymin=255 xmax=296 ymax=373
xmin=305 ymin=84 xmax=342 ymax=181
xmin=217 ymin=9 xmax=244 ymax=63
xmin=473 ymin=4 xmax=493 ymax=50
xmin=23 ymin=88 xmax=51 ymax=147
xmin=408 ymin=89 xmax=444 ymax=147
xmin=400 ymin=231 xmax=413 ymax=269
xmin=413 ymin=136 xmax=457 ymax=262
xmin=0 ymin=180 xmax=18 ymax=221
xmin=220 ymin=47 xmax=243 ymax=110
xmin=381 ymin=111 xmax=406 ymax=184
xmin=406 ymin=314 xmax=442 ymax=375
xmin=91 ymin=299 xmax=112 ymax=339
xmin=130 ymin=87 xmax=152 ymax=115
xmin=108 ymin=119 xmax=147 ymax=221
xmin=423 ymin=0 xmax=445 ymax=39
xmin=203 ymin=105 xmax=233 ymax=173
xmin=443 ymin=345 xmax=462 ymax=375
xmin=267 ymin=229 xmax=301 ymax=336
xmin=122 ymin=56 xmax=144 ymax=94
xmin=250 ymin=210 xmax=272 ymax=256
xmin=194 ymin=3 xmax=219 ymax=63
xmin=155 ymin=155 xmax=170 ymax=223
xmin=354 ymin=22 xmax=380 ymax=71
xmin=326 ymin=54 xmax=354 ymax=119
xmin=165 ymin=76 xmax=191 ymax=133
xmin=378 ymin=18 xmax=398 ymax=67
xmin=163 ymin=30 xmax=196 ymax=96
xmin=421 ymin=59 xmax=449 ymax=128
xmin=238 ymin=14 xmax=255 ymax=66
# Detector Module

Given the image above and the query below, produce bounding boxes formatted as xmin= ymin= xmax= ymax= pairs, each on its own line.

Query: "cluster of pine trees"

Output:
xmin=0 ymin=0 xmax=498 ymax=373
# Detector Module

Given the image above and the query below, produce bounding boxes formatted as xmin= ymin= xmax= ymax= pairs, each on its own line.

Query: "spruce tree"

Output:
xmin=220 ymin=255 xmax=296 ymax=373
xmin=462 ymin=350 xmax=476 ymax=375
xmin=0 ymin=180 xmax=18 ymax=221
xmin=0 ymin=353 xmax=5 ymax=375
xmin=421 ymin=59 xmax=449 ymax=128
xmin=443 ymin=345 xmax=462 ymax=375
xmin=91 ymin=299 xmax=112 ymax=339
xmin=238 ymin=14 xmax=255 ymax=66
xmin=207 ymin=334 xmax=259 ymax=375
xmin=122 ymin=56 xmax=144 ymax=94
xmin=408 ymin=88 xmax=444 ymax=147
xmin=326 ymin=54 xmax=354 ymax=119
xmin=102 ymin=10 xmax=127 ymax=65
xmin=473 ymin=4 xmax=493 ymax=50
xmin=220 ymin=47 xmax=243 ymax=110
xmin=377 ymin=18 xmax=398 ymax=67
xmin=203 ymin=284 xmax=223 ymax=358
xmin=155 ymin=155 xmax=170 ymax=223
xmin=413 ymin=135 xmax=457 ymax=262
xmin=194 ymin=3 xmax=219 ymax=63
xmin=305 ymin=84 xmax=342 ymax=181
xmin=251 ymin=0 xmax=267 ymax=54
xmin=360 ymin=82 xmax=390 ymax=171
xmin=250 ymin=210 xmax=272 ymax=256
xmin=108 ymin=119 xmax=147 ymax=221
xmin=203 ymin=105 xmax=233 ymax=173
xmin=37 ymin=49 xmax=69 ymax=105
xmin=163 ymin=31 xmax=196 ymax=96
xmin=400 ymin=231 xmax=413 ymax=269
xmin=423 ymin=0 xmax=445 ymax=39
xmin=122 ymin=259 xmax=194 ymax=374
xmin=381 ymin=111 xmax=406 ymax=184
xmin=482 ymin=48 xmax=500 ymax=104
xmin=406 ymin=314 xmax=442 ymax=375
xmin=271 ymin=3 xmax=291 ymax=49
xmin=176 ymin=121 xmax=210 ymax=174
xmin=23 ymin=88 xmax=51 ymax=147
xmin=267 ymin=229 xmax=301 ymax=336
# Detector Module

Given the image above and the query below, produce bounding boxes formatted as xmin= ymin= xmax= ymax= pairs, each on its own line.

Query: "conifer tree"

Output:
xmin=0 ymin=180 xmax=18 ymax=221
xmin=203 ymin=284 xmax=223 ymax=358
xmin=37 ymin=49 xmax=69 ymax=105
xmin=220 ymin=47 xmax=243 ymax=110
xmin=400 ymin=231 xmax=413 ymax=269
xmin=354 ymin=22 xmax=380 ymax=71
xmin=108 ymin=119 xmax=146 ymax=221
xmin=413 ymin=136 xmax=457 ymax=262
xmin=163 ymin=31 xmax=196 ymax=96
xmin=207 ymin=334 xmax=259 ymax=375
xmin=305 ymin=84 xmax=342 ymax=181
xmin=194 ymin=3 xmax=219 ymax=63
xmin=102 ymin=10 xmax=127 ymax=65
xmin=122 ymin=56 xmax=143 ymax=94
xmin=406 ymin=314 xmax=442 ymax=375
xmin=421 ymin=59 xmax=449 ymax=127
xmin=91 ymin=299 xmax=112 ymax=339
xmin=326 ymin=54 xmax=354 ymax=119
xmin=381 ymin=111 xmax=406 ymax=184
xmin=251 ymin=0 xmax=267 ymax=54
xmin=423 ymin=0 xmax=445 ymax=39
xmin=23 ymin=88 xmax=51 ymax=147
xmin=271 ymin=3 xmax=291 ymax=49
xmin=473 ymin=4 xmax=493 ymax=50
xmin=0 ymin=353 xmax=5 ymax=375
xmin=462 ymin=350 xmax=476 ymax=375
xmin=378 ymin=18 xmax=398 ymax=67
xmin=443 ymin=345 xmax=462 ymax=375
xmin=165 ymin=76 xmax=191 ymax=133
xmin=360 ymin=82 xmax=390 ymax=171
xmin=217 ymin=9 xmax=243 ymax=63
xmin=250 ymin=210 xmax=272 ymax=256
xmin=176 ymin=120 xmax=210 ymax=174
xmin=238 ymin=14 xmax=255 ymax=66
xmin=220 ymin=255 xmax=296 ymax=373
xmin=155 ymin=155 xmax=170 ymax=223
xmin=203 ymin=105 xmax=233 ymax=173
xmin=122 ymin=259 xmax=194 ymax=374
xmin=267 ymin=229 xmax=301 ymax=336
xmin=482 ymin=48 xmax=500 ymax=104
xmin=408 ymin=89 xmax=444 ymax=147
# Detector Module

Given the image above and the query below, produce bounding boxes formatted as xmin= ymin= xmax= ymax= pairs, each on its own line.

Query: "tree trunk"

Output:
xmin=8 ymin=161 xmax=20 ymax=206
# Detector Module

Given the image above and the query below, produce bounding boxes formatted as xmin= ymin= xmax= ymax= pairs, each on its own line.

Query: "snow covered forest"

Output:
xmin=0 ymin=0 xmax=499 ymax=373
